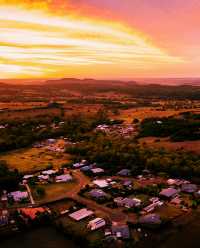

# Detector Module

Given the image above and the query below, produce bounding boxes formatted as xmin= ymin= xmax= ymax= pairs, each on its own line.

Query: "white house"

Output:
xmin=55 ymin=174 xmax=72 ymax=183
xmin=42 ymin=170 xmax=57 ymax=175
xmin=69 ymin=208 xmax=94 ymax=221
xmin=87 ymin=218 xmax=106 ymax=230
xmin=93 ymin=179 xmax=109 ymax=188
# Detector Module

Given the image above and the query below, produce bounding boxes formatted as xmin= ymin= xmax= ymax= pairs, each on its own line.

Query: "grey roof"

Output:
xmin=111 ymin=225 xmax=130 ymax=239
xmin=122 ymin=198 xmax=139 ymax=207
xmin=80 ymin=166 xmax=92 ymax=172
xmin=181 ymin=184 xmax=197 ymax=193
xmin=123 ymin=180 xmax=132 ymax=186
xmin=89 ymin=189 xmax=107 ymax=199
xmin=117 ymin=169 xmax=131 ymax=176
xmin=159 ymin=188 xmax=178 ymax=198
xmin=139 ymin=214 xmax=161 ymax=225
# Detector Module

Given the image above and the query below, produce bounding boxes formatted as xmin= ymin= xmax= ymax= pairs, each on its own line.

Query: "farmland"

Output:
xmin=139 ymin=137 xmax=200 ymax=154
xmin=113 ymin=107 xmax=200 ymax=123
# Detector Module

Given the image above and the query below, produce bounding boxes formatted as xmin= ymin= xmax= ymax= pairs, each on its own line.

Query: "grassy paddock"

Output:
xmin=0 ymin=147 xmax=71 ymax=173
xmin=31 ymin=181 xmax=77 ymax=203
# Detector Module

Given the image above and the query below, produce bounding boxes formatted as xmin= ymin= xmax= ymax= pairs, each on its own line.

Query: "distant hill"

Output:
xmin=135 ymin=77 xmax=200 ymax=86
xmin=0 ymin=78 xmax=199 ymax=101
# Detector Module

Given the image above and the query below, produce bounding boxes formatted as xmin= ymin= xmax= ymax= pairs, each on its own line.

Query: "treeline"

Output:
xmin=67 ymin=98 xmax=154 ymax=109
xmin=139 ymin=114 xmax=200 ymax=141
xmin=0 ymin=109 xmax=110 ymax=153
xmin=66 ymin=133 xmax=200 ymax=181
xmin=0 ymin=161 xmax=21 ymax=192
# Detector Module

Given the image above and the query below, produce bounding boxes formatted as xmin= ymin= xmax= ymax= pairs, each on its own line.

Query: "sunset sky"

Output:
xmin=0 ymin=0 xmax=200 ymax=79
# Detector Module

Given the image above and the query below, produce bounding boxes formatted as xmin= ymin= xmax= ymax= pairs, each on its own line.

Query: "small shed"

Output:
xmin=117 ymin=169 xmax=131 ymax=177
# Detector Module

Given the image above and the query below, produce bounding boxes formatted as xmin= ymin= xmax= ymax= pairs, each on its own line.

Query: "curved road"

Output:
xmin=66 ymin=170 xmax=128 ymax=223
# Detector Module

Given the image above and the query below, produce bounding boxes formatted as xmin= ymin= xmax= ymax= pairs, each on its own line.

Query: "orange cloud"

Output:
xmin=0 ymin=1 xmax=184 ymax=79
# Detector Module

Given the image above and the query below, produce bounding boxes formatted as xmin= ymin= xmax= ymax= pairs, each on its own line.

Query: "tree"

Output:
xmin=35 ymin=186 xmax=46 ymax=198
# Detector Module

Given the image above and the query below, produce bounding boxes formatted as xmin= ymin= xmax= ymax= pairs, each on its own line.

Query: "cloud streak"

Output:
xmin=0 ymin=2 xmax=183 ymax=78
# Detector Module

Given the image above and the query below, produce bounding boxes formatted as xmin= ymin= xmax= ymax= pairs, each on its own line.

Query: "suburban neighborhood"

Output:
xmin=1 ymin=135 xmax=200 ymax=248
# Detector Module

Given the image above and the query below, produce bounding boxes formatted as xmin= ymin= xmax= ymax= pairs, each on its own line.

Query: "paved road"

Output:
xmin=25 ymin=183 xmax=35 ymax=205
xmin=27 ymin=169 xmax=129 ymax=223
xmin=66 ymin=170 xmax=128 ymax=223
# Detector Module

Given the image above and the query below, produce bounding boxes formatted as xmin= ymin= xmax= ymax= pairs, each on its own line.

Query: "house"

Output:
xmin=73 ymin=163 xmax=84 ymax=169
xmin=114 ymin=197 xmax=124 ymax=207
xmin=87 ymin=218 xmax=106 ymax=230
xmin=181 ymin=184 xmax=197 ymax=193
xmin=91 ymin=168 xmax=105 ymax=174
xmin=8 ymin=191 xmax=29 ymax=202
xmin=73 ymin=160 xmax=87 ymax=169
xmin=38 ymin=175 xmax=49 ymax=181
xmin=123 ymin=180 xmax=132 ymax=187
xmin=23 ymin=175 xmax=34 ymax=180
xmin=117 ymin=169 xmax=131 ymax=177
xmin=42 ymin=170 xmax=57 ymax=175
xmin=139 ymin=214 xmax=161 ymax=225
xmin=143 ymin=201 xmax=163 ymax=213
xmin=20 ymin=207 xmax=48 ymax=220
xmin=80 ymin=166 xmax=92 ymax=172
xmin=69 ymin=208 xmax=94 ymax=221
xmin=159 ymin=188 xmax=178 ymax=199
xmin=122 ymin=198 xmax=141 ymax=208
xmin=93 ymin=179 xmax=109 ymax=188
xmin=47 ymin=138 xmax=56 ymax=144
xmin=96 ymin=124 xmax=109 ymax=132
xmin=111 ymin=224 xmax=130 ymax=239
xmin=167 ymin=179 xmax=177 ymax=185
xmin=55 ymin=174 xmax=72 ymax=183
xmin=167 ymin=178 xmax=190 ymax=186
xmin=114 ymin=197 xmax=141 ymax=208
xmin=89 ymin=189 xmax=108 ymax=200
xmin=149 ymin=197 xmax=159 ymax=203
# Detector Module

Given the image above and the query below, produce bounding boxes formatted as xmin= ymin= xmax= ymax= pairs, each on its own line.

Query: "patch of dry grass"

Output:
xmin=0 ymin=147 xmax=71 ymax=173
xmin=32 ymin=181 xmax=76 ymax=203
xmin=139 ymin=137 xmax=200 ymax=154
xmin=114 ymin=107 xmax=200 ymax=123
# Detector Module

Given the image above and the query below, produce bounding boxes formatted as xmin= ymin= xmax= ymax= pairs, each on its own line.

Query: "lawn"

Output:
xmin=47 ymin=198 xmax=76 ymax=213
xmin=57 ymin=215 xmax=104 ymax=243
xmin=0 ymin=147 xmax=71 ymax=173
xmin=31 ymin=181 xmax=77 ymax=203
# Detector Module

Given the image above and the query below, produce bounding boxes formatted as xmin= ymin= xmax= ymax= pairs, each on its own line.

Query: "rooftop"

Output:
xmin=69 ymin=208 xmax=94 ymax=221
xmin=117 ymin=169 xmax=131 ymax=176
xmin=91 ymin=168 xmax=104 ymax=174
xmin=20 ymin=207 xmax=47 ymax=220
xmin=89 ymin=189 xmax=108 ymax=199
xmin=160 ymin=188 xmax=178 ymax=198
xmin=93 ymin=179 xmax=109 ymax=188
xmin=111 ymin=224 xmax=130 ymax=239
xmin=181 ymin=184 xmax=197 ymax=193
